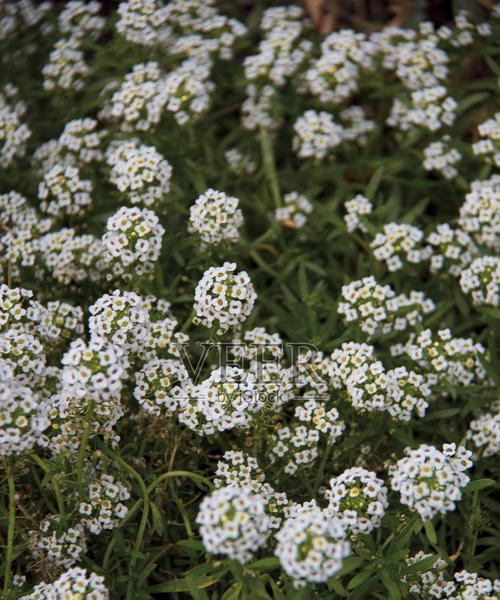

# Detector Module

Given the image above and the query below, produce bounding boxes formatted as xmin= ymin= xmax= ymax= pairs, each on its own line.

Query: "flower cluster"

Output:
xmin=0 ymin=379 xmax=48 ymax=456
xmin=275 ymin=501 xmax=350 ymax=588
xmin=467 ymin=409 xmax=500 ymax=458
xmin=326 ymin=468 xmax=388 ymax=534
xmin=395 ymin=328 xmax=488 ymax=387
xmin=21 ymin=567 xmax=109 ymax=599
xmin=214 ymin=450 xmax=290 ymax=529
xmin=102 ymin=206 xmax=165 ymax=281
xmin=57 ymin=118 xmax=105 ymax=165
xmin=188 ymin=189 xmax=243 ymax=247
xmin=193 ymin=263 xmax=256 ymax=333
xmin=134 ymin=358 xmax=190 ymax=416
xmin=472 ymin=112 xmax=499 ymax=167
xmin=344 ymin=194 xmax=373 ymax=233
xmin=387 ymin=86 xmax=457 ymax=132
xmin=270 ymin=396 xmax=345 ymax=474
xmin=38 ymin=163 xmax=93 ymax=218
xmin=275 ymin=192 xmax=313 ymax=229
xmin=78 ymin=472 xmax=130 ymax=534
xmin=389 ymin=443 xmax=472 ymax=520
xmin=458 ymin=176 xmax=499 ymax=251
xmin=423 ymin=136 xmax=462 ymax=179
xmin=42 ymin=37 xmax=89 ymax=93
xmin=37 ymin=301 xmax=84 ymax=346
xmin=224 ymin=148 xmax=257 ymax=176
xmin=196 ymin=486 xmax=270 ymax=563
xmin=371 ymin=223 xmax=432 ymax=271
xmin=178 ymin=366 xmax=257 ymax=435
xmin=29 ymin=516 xmax=87 ymax=570
xmin=0 ymin=84 xmax=31 ymax=167
xmin=108 ymin=141 xmax=172 ymax=208
xmin=116 ymin=0 xmax=171 ymax=47
xmin=460 ymin=256 xmax=499 ymax=307
xmin=293 ymin=110 xmax=343 ymax=160
xmin=426 ymin=223 xmax=476 ymax=276
xmin=338 ymin=276 xmax=435 ymax=337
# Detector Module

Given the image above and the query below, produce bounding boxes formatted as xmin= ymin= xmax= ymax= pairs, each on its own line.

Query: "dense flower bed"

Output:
xmin=0 ymin=1 xmax=499 ymax=598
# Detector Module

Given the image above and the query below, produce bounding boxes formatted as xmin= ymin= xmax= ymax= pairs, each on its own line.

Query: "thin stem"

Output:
xmin=3 ymin=462 xmax=16 ymax=595
xmin=259 ymin=128 xmax=282 ymax=208
xmin=29 ymin=454 xmax=65 ymax=517
xmin=77 ymin=403 xmax=94 ymax=486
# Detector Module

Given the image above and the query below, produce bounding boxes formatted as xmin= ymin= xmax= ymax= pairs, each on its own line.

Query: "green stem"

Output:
xmin=29 ymin=454 xmax=65 ymax=517
xmin=77 ymin=403 xmax=94 ymax=486
xmin=259 ymin=128 xmax=282 ymax=208
xmin=3 ymin=462 xmax=15 ymax=595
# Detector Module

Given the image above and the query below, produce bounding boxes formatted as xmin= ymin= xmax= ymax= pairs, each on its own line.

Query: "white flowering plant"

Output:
xmin=0 ymin=2 xmax=499 ymax=599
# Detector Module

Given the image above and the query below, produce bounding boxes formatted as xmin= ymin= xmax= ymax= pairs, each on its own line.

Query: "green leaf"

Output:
xmin=347 ymin=569 xmax=375 ymax=590
xmin=404 ymin=554 xmax=439 ymax=575
xmin=249 ymin=557 xmax=281 ymax=572
xmin=423 ymin=520 xmax=437 ymax=545
xmin=464 ymin=479 xmax=496 ymax=493
xmin=150 ymin=502 xmax=164 ymax=536
xmin=379 ymin=568 xmax=402 ymax=600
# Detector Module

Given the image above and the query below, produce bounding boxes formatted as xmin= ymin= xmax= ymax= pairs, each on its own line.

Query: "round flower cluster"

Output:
xmin=275 ymin=192 xmax=313 ymax=229
xmin=196 ymin=485 xmax=270 ymax=564
xmin=188 ymin=189 xmax=243 ymax=247
xmin=0 ymin=328 xmax=46 ymax=386
xmin=102 ymin=206 xmax=165 ymax=281
xmin=371 ymin=223 xmax=432 ymax=271
xmin=58 ymin=337 xmax=128 ymax=447
xmin=467 ymin=410 xmax=500 ymax=458
xmin=389 ymin=443 xmax=472 ymax=520
xmin=37 ymin=301 xmax=84 ymax=346
xmin=163 ymin=59 xmax=214 ymax=125
xmin=339 ymin=106 xmax=375 ymax=146
xmin=460 ymin=256 xmax=499 ymax=307
xmin=224 ymin=148 xmax=257 ymax=176
xmin=178 ymin=366 xmax=257 ymax=435
xmin=0 ymin=284 xmax=41 ymax=331
xmin=344 ymin=194 xmax=373 ymax=233
xmin=88 ymin=290 xmax=149 ymax=351
xmin=453 ymin=570 xmax=500 ymax=598
xmin=387 ymin=86 xmax=457 ymax=132
xmin=293 ymin=110 xmax=344 ymax=160
xmin=423 ymin=136 xmax=462 ymax=179
xmin=108 ymin=62 xmax=168 ymax=132
xmin=116 ymin=0 xmax=171 ymax=47
xmin=393 ymin=38 xmax=449 ymax=90
xmin=472 ymin=112 xmax=499 ymax=167
xmin=29 ymin=516 xmax=87 ymax=570
xmin=338 ymin=276 xmax=435 ymax=337
xmin=58 ymin=118 xmax=105 ymax=165
xmin=404 ymin=551 xmax=453 ymax=597
xmin=42 ymin=37 xmax=89 ymax=92
xmin=134 ymin=358 xmax=190 ymax=416
xmin=78 ymin=473 xmax=130 ymax=535
xmin=331 ymin=343 xmax=431 ymax=421
xmin=305 ymin=31 xmax=366 ymax=106
xmin=58 ymin=1 xmax=105 ymax=40
xmin=275 ymin=501 xmax=350 ymax=588
xmin=20 ymin=567 xmax=109 ymax=600
xmin=214 ymin=450 xmax=290 ymax=529
xmin=270 ymin=396 xmax=345 ymax=475
xmin=427 ymin=223 xmax=476 ymax=276
xmin=325 ymin=468 xmax=388 ymax=534
xmin=241 ymin=84 xmax=279 ymax=132
xmin=108 ymin=141 xmax=172 ymax=208
xmin=243 ymin=9 xmax=311 ymax=88
xmin=38 ymin=229 xmax=105 ymax=285
xmin=458 ymin=176 xmax=499 ymax=251
xmin=396 ymin=328 xmax=488 ymax=387
xmin=193 ymin=262 xmax=256 ymax=333
xmin=38 ymin=163 xmax=93 ymax=218
xmin=0 ymin=84 xmax=31 ymax=167
xmin=0 ymin=379 xmax=48 ymax=456
xmin=231 ymin=326 xmax=284 ymax=362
